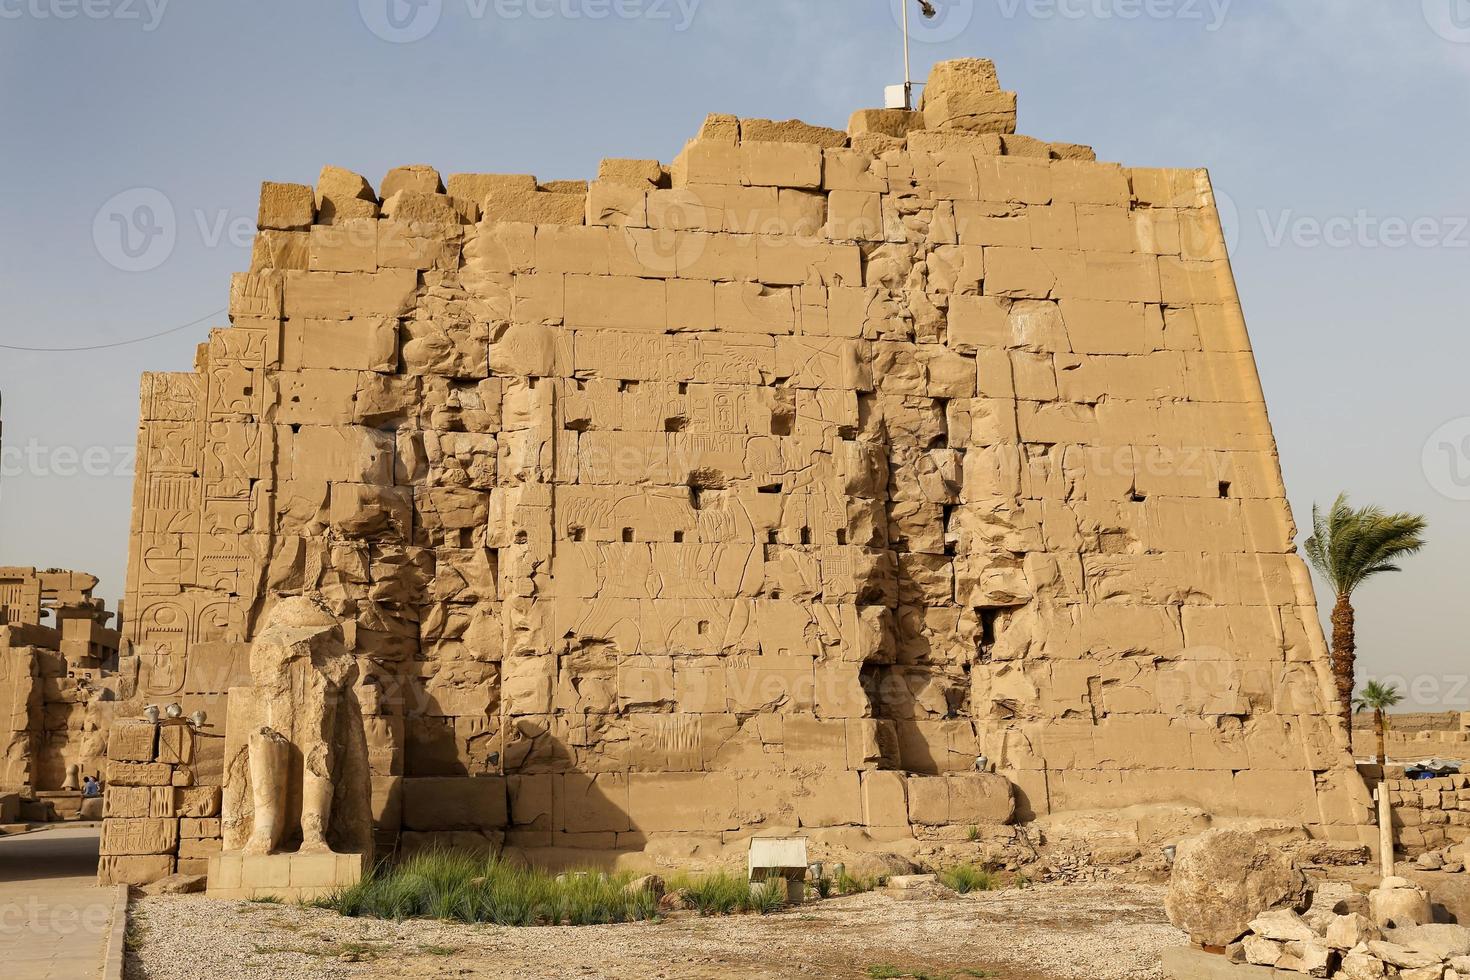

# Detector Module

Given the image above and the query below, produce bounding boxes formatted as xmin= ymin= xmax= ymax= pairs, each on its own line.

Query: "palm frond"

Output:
xmin=1303 ymin=493 xmax=1427 ymax=596
xmin=1353 ymin=680 xmax=1404 ymax=712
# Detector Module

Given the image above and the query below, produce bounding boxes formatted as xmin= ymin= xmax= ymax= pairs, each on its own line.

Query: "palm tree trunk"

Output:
xmin=1375 ymin=707 xmax=1387 ymax=766
xmin=1330 ymin=594 xmax=1357 ymax=733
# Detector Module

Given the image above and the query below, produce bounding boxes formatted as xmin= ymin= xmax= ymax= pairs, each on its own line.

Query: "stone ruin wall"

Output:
xmin=97 ymin=717 xmax=223 ymax=885
xmin=122 ymin=59 xmax=1371 ymax=860
xmin=0 ymin=567 xmax=121 ymax=793
xmin=1353 ymin=711 xmax=1470 ymax=763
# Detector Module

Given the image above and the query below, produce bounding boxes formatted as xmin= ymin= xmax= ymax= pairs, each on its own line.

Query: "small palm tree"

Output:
xmin=1304 ymin=494 xmax=1427 ymax=731
xmin=1353 ymin=680 xmax=1405 ymax=765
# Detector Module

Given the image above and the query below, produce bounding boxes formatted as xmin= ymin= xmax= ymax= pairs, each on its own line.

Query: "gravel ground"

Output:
xmin=126 ymin=881 xmax=1183 ymax=980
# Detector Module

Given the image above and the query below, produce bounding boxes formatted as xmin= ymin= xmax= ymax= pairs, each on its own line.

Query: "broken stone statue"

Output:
xmin=224 ymin=595 xmax=371 ymax=856
xmin=209 ymin=596 xmax=371 ymax=900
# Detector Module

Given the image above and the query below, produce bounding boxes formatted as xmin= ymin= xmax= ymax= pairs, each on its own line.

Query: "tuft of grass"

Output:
xmin=938 ymin=865 xmax=997 ymax=895
xmin=836 ymin=869 xmax=878 ymax=895
xmin=336 ymin=941 xmax=385 ymax=958
xmin=419 ymin=943 xmax=461 ymax=956
xmin=748 ymin=879 xmax=788 ymax=915
xmin=246 ymin=895 xmax=284 ymax=905
xmin=323 ymin=849 xmax=659 ymax=928
xmin=868 ymin=969 xmax=989 ymax=980
xmin=966 ymin=825 xmax=980 ymax=842
xmin=668 ymin=870 xmax=751 ymax=917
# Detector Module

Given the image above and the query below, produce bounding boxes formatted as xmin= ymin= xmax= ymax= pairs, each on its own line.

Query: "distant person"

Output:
xmin=81 ymin=775 xmax=101 ymax=798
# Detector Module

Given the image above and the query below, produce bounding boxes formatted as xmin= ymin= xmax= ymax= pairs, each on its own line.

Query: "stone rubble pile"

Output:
xmin=1224 ymin=879 xmax=1470 ymax=979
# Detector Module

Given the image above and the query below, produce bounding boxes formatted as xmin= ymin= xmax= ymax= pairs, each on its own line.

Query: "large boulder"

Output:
xmin=1165 ymin=828 xmax=1312 ymax=946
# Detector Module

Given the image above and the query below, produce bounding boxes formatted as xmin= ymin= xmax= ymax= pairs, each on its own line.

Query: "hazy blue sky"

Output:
xmin=2 ymin=1 xmax=1467 ymax=706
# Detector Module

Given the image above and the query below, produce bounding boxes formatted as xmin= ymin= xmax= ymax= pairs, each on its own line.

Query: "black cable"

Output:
xmin=0 ymin=309 xmax=225 ymax=353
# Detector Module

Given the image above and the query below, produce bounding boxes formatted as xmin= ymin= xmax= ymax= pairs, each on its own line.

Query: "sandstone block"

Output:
xmin=1368 ymin=940 xmax=1445 ymax=970
xmin=741 ymin=118 xmax=848 ymax=148
xmin=98 ymin=854 xmax=173 ymax=886
xmin=448 ymin=172 xmax=537 ymax=203
xmin=381 ymin=164 xmax=444 ymax=198
xmin=1327 ymin=912 xmax=1383 ymax=950
xmin=107 ymin=761 xmax=173 ymax=786
xmin=587 ymin=182 xmax=648 ymax=228
xmin=174 ymin=785 xmax=220 ymax=818
xmin=101 ymin=817 xmax=179 ymax=855
xmin=1275 ymin=939 xmax=1334 ymax=976
xmin=1339 ymin=950 xmax=1388 ymax=979
xmin=251 ymin=229 xmax=310 ymax=271
xmin=847 ymin=109 xmax=924 ymax=139
xmin=1242 ymin=935 xmax=1283 ymax=966
xmin=315 ymin=165 xmax=378 ymax=223
xmin=741 ymin=142 xmax=822 ymax=189
xmin=156 ymin=724 xmax=193 ymax=765
xmin=921 ymin=59 xmax=1016 ymax=134
xmin=308 ymin=221 xmax=379 ymax=272
xmin=108 ymin=719 xmax=157 ymax=762
xmin=402 ymin=777 xmax=508 ymax=832
xmin=180 ymin=817 xmax=220 ymax=838
xmin=597 ymin=158 xmax=663 ymax=187
xmin=104 ymin=785 xmax=153 ymax=819
xmin=258 ymin=181 xmax=315 ymax=231
xmin=1249 ymin=908 xmax=1318 ymax=942
xmin=699 ymin=113 xmax=740 ymax=143
xmin=483 ymin=187 xmax=586 ymax=225
xmin=381 ymin=190 xmax=464 ymax=224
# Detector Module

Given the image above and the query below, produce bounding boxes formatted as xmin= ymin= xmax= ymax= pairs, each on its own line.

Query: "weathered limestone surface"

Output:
xmin=122 ymin=58 xmax=1367 ymax=860
xmin=1166 ymin=828 xmax=1311 ymax=947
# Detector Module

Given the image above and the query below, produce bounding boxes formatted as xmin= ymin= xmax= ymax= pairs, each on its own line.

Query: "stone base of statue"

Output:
xmin=206 ymin=850 xmax=370 ymax=902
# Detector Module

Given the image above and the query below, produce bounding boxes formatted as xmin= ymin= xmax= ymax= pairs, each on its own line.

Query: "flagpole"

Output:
xmin=902 ymin=0 xmax=914 ymax=109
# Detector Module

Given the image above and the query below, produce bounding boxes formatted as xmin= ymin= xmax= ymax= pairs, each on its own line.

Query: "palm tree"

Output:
xmin=1353 ymin=680 xmax=1405 ymax=765
xmin=1304 ymin=494 xmax=1427 ymax=731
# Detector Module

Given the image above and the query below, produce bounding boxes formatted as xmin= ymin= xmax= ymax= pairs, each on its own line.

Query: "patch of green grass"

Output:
xmin=836 ymin=870 xmax=879 ymax=895
xmin=418 ymin=943 xmax=461 ymax=956
xmin=250 ymin=942 xmax=323 ymax=957
xmin=336 ymin=941 xmax=385 ymax=958
xmin=324 ymin=850 xmax=660 ymax=928
xmin=938 ymin=865 xmax=998 ymax=895
xmin=867 ymin=969 xmax=994 ymax=980
xmin=966 ymin=825 xmax=980 ymax=842
xmin=748 ymin=879 xmax=788 ymax=915
xmin=246 ymin=895 xmax=284 ymax=905
xmin=667 ymin=870 xmax=752 ymax=916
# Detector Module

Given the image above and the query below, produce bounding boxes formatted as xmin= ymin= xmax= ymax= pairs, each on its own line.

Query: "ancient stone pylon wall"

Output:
xmin=124 ymin=59 xmax=1369 ymax=851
